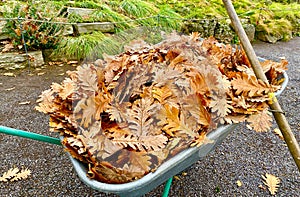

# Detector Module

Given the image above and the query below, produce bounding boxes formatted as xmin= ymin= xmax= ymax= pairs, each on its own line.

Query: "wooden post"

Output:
xmin=222 ymin=0 xmax=300 ymax=171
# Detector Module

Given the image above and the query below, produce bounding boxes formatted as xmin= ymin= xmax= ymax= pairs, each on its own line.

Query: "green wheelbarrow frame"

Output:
xmin=0 ymin=70 xmax=288 ymax=196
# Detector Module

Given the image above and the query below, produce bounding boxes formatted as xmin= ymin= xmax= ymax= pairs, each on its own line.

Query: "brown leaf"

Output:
xmin=37 ymin=72 xmax=45 ymax=76
xmin=10 ymin=168 xmax=31 ymax=182
xmin=67 ymin=60 xmax=78 ymax=65
xmin=231 ymin=73 xmax=275 ymax=97
xmin=262 ymin=173 xmax=280 ymax=195
xmin=273 ymin=128 xmax=284 ymax=140
xmin=158 ymin=104 xmax=196 ymax=138
xmin=19 ymin=101 xmax=31 ymax=105
xmin=77 ymin=64 xmax=98 ymax=92
xmin=59 ymin=78 xmax=75 ymax=99
xmin=2 ymin=43 xmax=14 ymax=52
xmin=0 ymin=168 xmax=19 ymax=182
xmin=152 ymin=86 xmax=173 ymax=104
xmin=3 ymin=73 xmax=16 ymax=77
xmin=210 ymin=97 xmax=232 ymax=118
xmin=78 ymin=122 xmax=122 ymax=159
xmin=117 ymin=151 xmax=152 ymax=173
xmin=5 ymin=87 xmax=15 ymax=91
xmin=190 ymin=132 xmax=213 ymax=147
xmin=14 ymin=28 xmax=21 ymax=36
xmin=184 ymin=94 xmax=211 ymax=127
xmin=35 ymin=89 xmax=56 ymax=113
xmin=247 ymin=109 xmax=272 ymax=132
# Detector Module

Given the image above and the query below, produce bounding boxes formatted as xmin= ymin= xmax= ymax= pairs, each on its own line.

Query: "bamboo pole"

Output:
xmin=222 ymin=0 xmax=300 ymax=171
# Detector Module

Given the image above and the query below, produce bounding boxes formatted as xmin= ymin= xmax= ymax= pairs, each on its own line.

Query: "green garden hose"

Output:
xmin=162 ymin=177 xmax=173 ymax=197
xmin=0 ymin=125 xmax=61 ymax=145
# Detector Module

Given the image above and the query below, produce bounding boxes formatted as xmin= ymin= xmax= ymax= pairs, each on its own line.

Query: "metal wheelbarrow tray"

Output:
xmin=68 ymin=70 xmax=288 ymax=197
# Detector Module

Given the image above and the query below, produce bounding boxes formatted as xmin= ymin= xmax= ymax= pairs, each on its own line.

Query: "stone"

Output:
xmin=75 ymin=22 xmax=115 ymax=34
xmin=0 ymin=51 xmax=44 ymax=70
xmin=214 ymin=22 xmax=235 ymax=43
xmin=62 ymin=25 xmax=74 ymax=36
xmin=0 ymin=21 xmax=9 ymax=41
xmin=67 ymin=7 xmax=95 ymax=17
xmin=42 ymin=49 xmax=77 ymax=62
xmin=257 ymin=32 xmax=283 ymax=43
xmin=243 ymin=24 xmax=255 ymax=42
xmin=181 ymin=20 xmax=217 ymax=38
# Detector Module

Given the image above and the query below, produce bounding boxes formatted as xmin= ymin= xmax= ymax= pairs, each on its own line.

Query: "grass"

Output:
xmin=3 ymin=0 xmax=300 ymax=59
xmin=53 ymin=32 xmax=119 ymax=60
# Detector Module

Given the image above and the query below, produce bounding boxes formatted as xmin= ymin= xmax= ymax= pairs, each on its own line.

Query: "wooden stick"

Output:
xmin=222 ymin=0 xmax=300 ymax=171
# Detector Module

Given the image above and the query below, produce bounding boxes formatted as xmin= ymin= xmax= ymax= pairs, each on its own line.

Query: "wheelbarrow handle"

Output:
xmin=0 ymin=125 xmax=61 ymax=145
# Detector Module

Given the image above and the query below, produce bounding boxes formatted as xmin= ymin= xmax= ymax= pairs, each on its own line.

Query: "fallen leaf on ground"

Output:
xmin=2 ymin=43 xmax=14 ymax=52
xmin=28 ymin=55 xmax=35 ymax=61
xmin=0 ymin=168 xmax=19 ymax=182
xmin=262 ymin=173 xmax=280 ymax=195
xmin=48 ymin=61 xmax=63 ymax=66
xmin=0 ymin=167 xmax=31 ymax=182
xmin=173 ymin=175 xmax=180 ymax=180
xmin=5 ymin=87 xmax=15 ymax=91
xmin=3 ymin=73 xmax=16 ymax=77
xmin=37 ymin=72 xmax=45 ymax=76
xmin=273 ymin=128 xmax=284 ymax=140
xmin=67 ymin=60 xmax=78 ymax=64
xmin=58 ymin=73 xmax=65 ymax=76
xmin=236 ymin=180 xmax=243 ymax=187
xmin=258 ymin=184 xmax=266 ymax=190
xmin=19 ymin=101 xmax=31 ymax=105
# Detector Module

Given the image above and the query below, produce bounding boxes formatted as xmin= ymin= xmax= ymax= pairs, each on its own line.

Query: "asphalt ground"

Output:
xmin=0 ymin=37 xmax=299 ymax=196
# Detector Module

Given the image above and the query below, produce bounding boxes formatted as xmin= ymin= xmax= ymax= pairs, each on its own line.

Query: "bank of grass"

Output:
xmin=1 ymin=0 xmax=300 ymax=59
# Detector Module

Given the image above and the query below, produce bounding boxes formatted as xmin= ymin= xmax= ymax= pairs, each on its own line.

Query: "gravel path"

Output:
xmin=0 ymin=38 xmax=299 ymax=197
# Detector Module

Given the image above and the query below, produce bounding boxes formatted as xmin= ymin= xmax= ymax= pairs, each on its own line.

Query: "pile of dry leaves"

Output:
xmin=36 ymin=32 xmax=287 ymax=183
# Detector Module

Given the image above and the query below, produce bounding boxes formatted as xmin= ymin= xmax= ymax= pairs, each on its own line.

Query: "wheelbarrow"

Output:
xmin=0 ymin=70 xmax=288 ymax=197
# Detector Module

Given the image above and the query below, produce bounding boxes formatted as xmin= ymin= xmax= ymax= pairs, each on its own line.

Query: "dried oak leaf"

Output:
xmin=35 ymin=89 xmax=56 ymax=113
xmin=76 ymin=93 xmax=110 ymax=127
xmin=210 ymin=97 xmax=233 ymax=118
xmin=158 ymin=104 xmax=197 ymax=138
xmin=116 ymin=151 xmax=152 ymax=173
xmin=247 ymin=109 xmax=272 ymax=132
xmin=190 ymin=132 xmax=213 ymax=147
xmin=0 ymin=168 xmax=19 ymax=182
xmin=111 ymin=133 xmax=167 ymax=152
xmin=78 ymin=122 xmax=122 ymax=160
xmin=0 ymin=167 xmax=31 ymax=182
xmin=77 ymin=64 xmax=98 ymax=92
xmin=262 ymin=173 xmax=280 ymax=195
xmin=2 ymin=43 xmax=14 ymax=52
xmin=107 ymin=102 xmax=131 ymax=122
xmin=10 ymin=169 xmax=31 ymax=182
xmin=152 ymin=85 xmax=173 ymax=104
xmin=231 ymin=73 xmax=275 ymax=97
xmin=184 ymin=94 xmax=211 ymax=128
xmin=89 ymin=161 xmax=144 ymax=184
xmin=59 ymin=78 xmax=76 ymax=99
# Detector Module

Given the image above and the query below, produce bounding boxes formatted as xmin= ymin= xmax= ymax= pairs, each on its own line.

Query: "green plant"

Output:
xmin=91 ymin=4 xmax=133 ymax=31
xmin=54 ymin=32 xmax=120 ymax=60
xmin=2 ymin=2 xmax=63 ymax=50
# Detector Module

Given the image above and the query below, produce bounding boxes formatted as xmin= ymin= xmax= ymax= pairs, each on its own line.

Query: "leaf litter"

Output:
xmin=35 ymin=32 xmax=287 ymax=184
